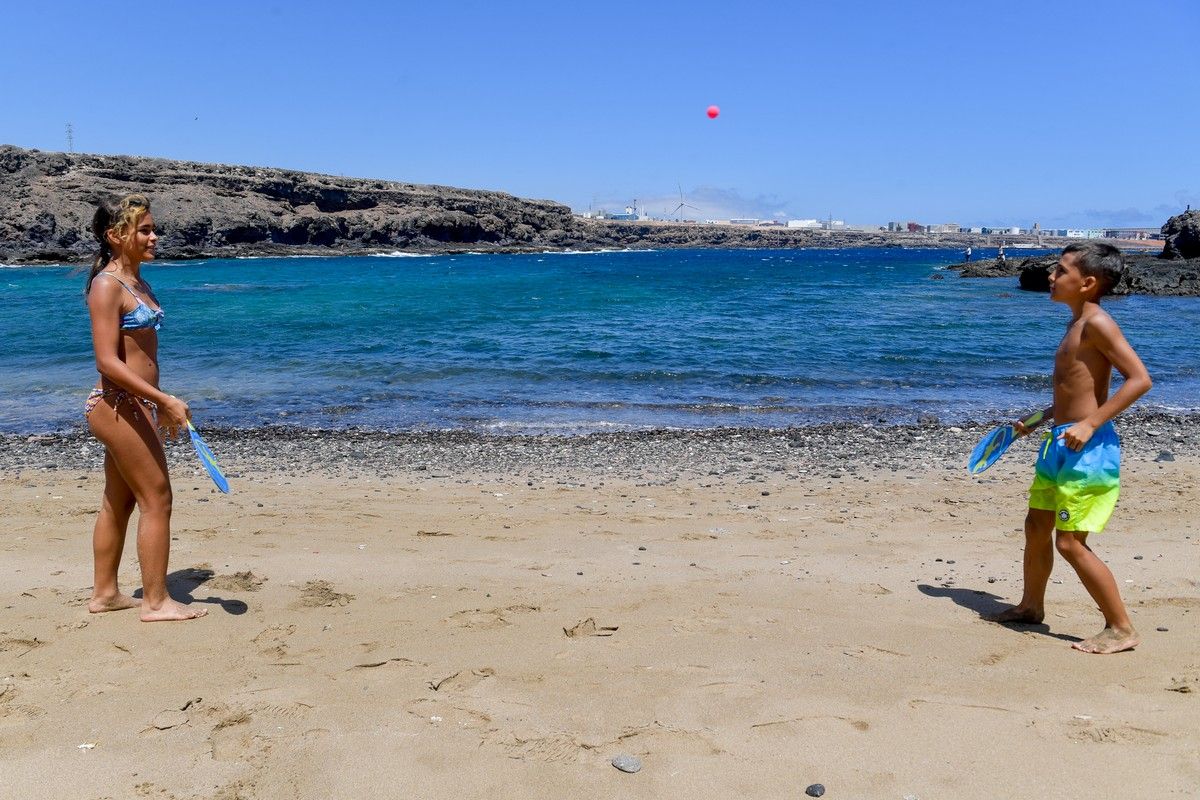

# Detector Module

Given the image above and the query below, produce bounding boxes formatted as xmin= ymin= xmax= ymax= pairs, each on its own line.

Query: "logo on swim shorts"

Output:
xmin=1059 ymin=510 xmax=1070 ymax=522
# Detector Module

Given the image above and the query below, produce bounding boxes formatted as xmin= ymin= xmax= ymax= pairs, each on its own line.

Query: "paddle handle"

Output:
xmin=1020 ymin=409 xmax=1045 ymax=428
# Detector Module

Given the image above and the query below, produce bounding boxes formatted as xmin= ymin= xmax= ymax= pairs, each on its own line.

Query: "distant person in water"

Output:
xmin=965 ymin=245 xmax=972 ymax=262
xmin=987 ymin=242 xmax=1150 ymax=653
xmin=83 ymin=194 xmax=206 ymax=621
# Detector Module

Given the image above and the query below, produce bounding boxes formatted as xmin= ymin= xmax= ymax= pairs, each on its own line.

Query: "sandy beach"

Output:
xmin=2 ymin=420 xmax=1198 ymax=799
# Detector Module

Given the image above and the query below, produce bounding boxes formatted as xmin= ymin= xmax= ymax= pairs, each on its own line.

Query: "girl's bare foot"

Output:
xmin=1072 ymin=625 xmax=1139 ymax=654
xmin=88 ymin=593 xmax=141 ymax=613
xmin=140 ymin=598 xmax=207 ymax=622
xmin=986 ymin=605 xmax=1044 ymax=624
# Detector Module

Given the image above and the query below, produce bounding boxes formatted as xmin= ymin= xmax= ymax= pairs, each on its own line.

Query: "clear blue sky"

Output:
xmin=5 ymin=0 xmax=1197 ymax=227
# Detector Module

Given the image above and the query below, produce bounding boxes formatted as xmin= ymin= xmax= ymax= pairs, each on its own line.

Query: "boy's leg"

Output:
xmin=988 ymin=508 xmax=1055 ymax=623
xmin=1054 ymin=530 xmax=1139 ymax=654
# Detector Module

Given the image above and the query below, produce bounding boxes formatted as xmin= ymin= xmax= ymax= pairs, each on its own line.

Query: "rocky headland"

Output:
xmin=5 ymin=144 xmax=1057 ymax=264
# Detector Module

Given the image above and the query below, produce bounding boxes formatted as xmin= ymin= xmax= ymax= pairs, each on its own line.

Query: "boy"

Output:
xmin=989 ymin=242 xmax=1152 ymax=654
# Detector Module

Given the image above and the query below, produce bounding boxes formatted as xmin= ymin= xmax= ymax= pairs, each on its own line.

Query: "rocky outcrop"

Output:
xmin=956 ymin=257 xmax=1025 ymax=278
xmin=950 ymin=254 xmax=1200 ymax=296
xmin=1161 ymin=209 xmax=1200 ymax=260
xmin=0 ymin=145 xmax=582 ymax=263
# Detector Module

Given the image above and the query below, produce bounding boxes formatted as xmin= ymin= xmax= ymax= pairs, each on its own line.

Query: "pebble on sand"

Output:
xmin=805 ymin=784 xmax=825 ymax=797
xmin=611 ymin=754 xmax=642 ymax=773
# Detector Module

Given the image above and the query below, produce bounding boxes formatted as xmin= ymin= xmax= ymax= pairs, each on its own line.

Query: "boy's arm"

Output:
xmin=1062 ymin=315 xmax=1153 ymax=451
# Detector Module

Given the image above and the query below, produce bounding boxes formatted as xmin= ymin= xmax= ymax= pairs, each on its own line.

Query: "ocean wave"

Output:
xmin=368 ymin=251 xmax=438 ymax=258
xmin=479 ymin=419 xmax=644 ymax=434
xmin=537 ymin=248 xmax=656 ymax=256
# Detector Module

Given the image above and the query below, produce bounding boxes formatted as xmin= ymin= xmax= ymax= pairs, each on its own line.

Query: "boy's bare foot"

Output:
xmin=88 ymin=593 xmax=141 ymax=613
xmin=986 ymin=605 xmax=1044 ymax=624
xmin=140 ymin=599 xmax=208 ymax=622
xmin=1072 ymin=625 xmax=1139 ymax=654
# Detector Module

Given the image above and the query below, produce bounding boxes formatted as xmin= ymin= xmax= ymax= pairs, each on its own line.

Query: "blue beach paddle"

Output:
xmin=187 ymin=420 xmax=230 ymax=493
xmin=967 ymin=410 xmax=1045 ymax=474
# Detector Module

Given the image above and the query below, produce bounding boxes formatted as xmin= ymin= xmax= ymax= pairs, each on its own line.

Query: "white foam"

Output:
xmin=539 ymin=248 xmax=656 ymax=255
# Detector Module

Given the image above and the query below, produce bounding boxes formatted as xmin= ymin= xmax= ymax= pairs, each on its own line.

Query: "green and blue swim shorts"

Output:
xmin=1028 ymin=421 xmax=1120 ymax=532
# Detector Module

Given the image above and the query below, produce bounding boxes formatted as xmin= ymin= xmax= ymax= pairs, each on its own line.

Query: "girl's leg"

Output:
xmin=87 ymin=401 xmax=206 ymax=621
xmin=1054 ymin=530 xmax=1138 ymax=653
xmin=88 ymin=450 xmax=140 ymax=612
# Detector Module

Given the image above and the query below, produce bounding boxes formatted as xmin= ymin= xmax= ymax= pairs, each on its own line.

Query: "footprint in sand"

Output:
xmin=252 ymin=624 xmax=296 ymax=657
xmin=207 ymin=702 xmax=311 ymax=763
xmin=0 ymin=637 xmax=45 ymax=656
xmin=1065 ymin=721 xmax=1167 ymax=745
xmin=293 ymin=580 xmax=353 ymax=608
xmin=501 ymin=733 xmax=588 ymax=764
xmin=0 ymin=684 xmax=48 ymax=723
xmin=1166 ymin=675 xmax=1197 ymax=694
xmin=1135 ymin=596 xmax=1200 ymax=609
xmin=750 ymin=715 xmax=870 ymax=735
xmin=0 ymin=700 xmax=47 ymax=722
xmin=208 ymin=571 xmax=266 ymax=592
xmin=428 ymin=667 xmax=495 ymax=692
xmin=405 ymin=697 xmax=493 ymax=730
xmin=563 ymin=618 xmax=619 ymax=638
xmin=447 ymin=605 xmax=539 ymax=629
xmin=607 ymin=722 xmax=721 ymax=757
xmin=213 ymin=710 xmax=252 ymax=731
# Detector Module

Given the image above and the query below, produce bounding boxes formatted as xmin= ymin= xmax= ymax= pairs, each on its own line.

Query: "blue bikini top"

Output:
xmin=98 ymin=273 xmax=164 ymax=331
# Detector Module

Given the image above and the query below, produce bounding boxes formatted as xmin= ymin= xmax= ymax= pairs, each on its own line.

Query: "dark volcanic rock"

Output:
xmin=953 ymin=253 xmax=1200 ymax=297
xmin=956 ymin=257 xmax=1024 ymax=278
xmin=0 ymin=145 xmax=583 ymax=263
xmin=1161 ymin=209 xmax=1200 ymax=260
xmin=1121 ymin=256 xmax=1200 ymax=295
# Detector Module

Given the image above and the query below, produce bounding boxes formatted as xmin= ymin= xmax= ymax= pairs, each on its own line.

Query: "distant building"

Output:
xmin=1102 ymin=227 xmax=1161 ymax=240
xmin=1065 ymin=229 xmax=1104 ymax=239
xmin=789 ymin=219 xmax=823 ymax=229
xmin=729 ymin=218 xmax=760 ymax=225
xmin=926 ymin=223 xmax=960 ymax=234
xmin=906 ymin=222 xmax=922 ymax=232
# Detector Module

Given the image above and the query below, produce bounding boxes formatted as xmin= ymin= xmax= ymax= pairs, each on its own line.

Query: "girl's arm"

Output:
xmin=88 ymin=278 xmax=190 ymax=434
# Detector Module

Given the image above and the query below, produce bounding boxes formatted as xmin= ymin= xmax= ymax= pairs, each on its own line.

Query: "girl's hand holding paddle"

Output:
xmin=159 ymin=394 xmax=191 ymax=440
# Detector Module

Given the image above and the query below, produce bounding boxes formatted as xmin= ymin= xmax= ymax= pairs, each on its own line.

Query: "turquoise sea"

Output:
xmin=3 ymin=248 xmax=1198 ymax=434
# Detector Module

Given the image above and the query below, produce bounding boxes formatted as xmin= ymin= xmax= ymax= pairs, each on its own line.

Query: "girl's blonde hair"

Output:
xmin=86 ymin=194 xmax=150 ymax=295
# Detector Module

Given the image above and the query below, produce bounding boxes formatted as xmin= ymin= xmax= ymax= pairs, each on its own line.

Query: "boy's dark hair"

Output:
xmin=1063 ymin=241 xmax=1124 ymax=297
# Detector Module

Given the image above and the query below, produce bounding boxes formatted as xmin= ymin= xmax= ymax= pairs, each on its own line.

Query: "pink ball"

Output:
xmin=706 ymin=105 xmax=720 ymax=119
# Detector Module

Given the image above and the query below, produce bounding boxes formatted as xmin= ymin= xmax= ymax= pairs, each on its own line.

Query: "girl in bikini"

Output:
xmin=84 ymin=194 xmax=205 ymax=621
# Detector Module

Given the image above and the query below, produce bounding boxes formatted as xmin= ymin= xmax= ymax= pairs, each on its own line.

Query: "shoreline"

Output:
xmin=5 ymin=239 xmax=1043 ymax=268
xmin=6 ymin=411 xmax=1196 ymax=480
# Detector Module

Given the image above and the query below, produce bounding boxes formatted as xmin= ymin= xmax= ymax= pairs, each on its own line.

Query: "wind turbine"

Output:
xmin=670 ymin=184 xmax=699 ymax=222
